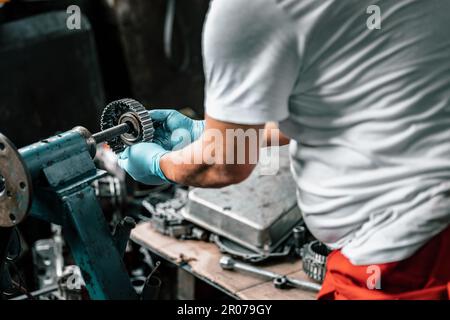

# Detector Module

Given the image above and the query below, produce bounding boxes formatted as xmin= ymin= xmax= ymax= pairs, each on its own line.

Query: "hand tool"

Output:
xmin=220 ymin=255 xmax=322 ymax=293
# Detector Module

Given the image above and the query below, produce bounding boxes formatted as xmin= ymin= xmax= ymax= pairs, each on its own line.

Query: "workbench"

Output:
xmin=131 ymin=222 xmax=318 ymax=300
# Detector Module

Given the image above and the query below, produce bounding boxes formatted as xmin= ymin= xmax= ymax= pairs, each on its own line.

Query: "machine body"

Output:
xmin=0 ymin=99 xmax=153 ymax=300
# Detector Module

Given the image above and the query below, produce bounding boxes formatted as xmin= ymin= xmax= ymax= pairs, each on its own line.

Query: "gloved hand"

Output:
xmin=150 ymin=109 xmax=205 ymax=151
xmin=118 ymin=142 xmax=171 ymax=185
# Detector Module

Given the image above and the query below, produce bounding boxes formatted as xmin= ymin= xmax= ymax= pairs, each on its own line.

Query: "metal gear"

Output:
xmin=100 ymin=98 xmax=154 ymax=153
xmin=302 ymin=240 xmax=330 ymax=283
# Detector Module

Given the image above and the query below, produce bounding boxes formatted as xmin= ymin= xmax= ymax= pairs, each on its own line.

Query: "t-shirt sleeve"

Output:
xmin=202 ymin=0 xmax=300 ymax=125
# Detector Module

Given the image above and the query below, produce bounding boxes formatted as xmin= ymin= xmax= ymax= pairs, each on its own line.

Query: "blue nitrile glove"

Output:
xmin=118 ymin=142 xmax=171 ymax=185
xmin=150 ymin=109 xmax=205 ymax=151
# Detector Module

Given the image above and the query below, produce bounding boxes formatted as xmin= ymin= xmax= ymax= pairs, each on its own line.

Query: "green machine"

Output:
xmin=0 ymin=99 xmax=154 ymax=300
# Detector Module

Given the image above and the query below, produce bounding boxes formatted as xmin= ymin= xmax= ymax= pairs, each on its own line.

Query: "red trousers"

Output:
xmin=318 ymin=226 xmax=450 ymax=300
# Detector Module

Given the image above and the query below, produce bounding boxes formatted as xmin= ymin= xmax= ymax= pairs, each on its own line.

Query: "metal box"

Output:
xmin=182 ymin=146 xmax=302 ymax=254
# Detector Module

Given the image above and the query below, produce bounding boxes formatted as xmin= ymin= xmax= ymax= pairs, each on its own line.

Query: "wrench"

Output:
xmin=219 ymin=256 xmax=321 ymax=292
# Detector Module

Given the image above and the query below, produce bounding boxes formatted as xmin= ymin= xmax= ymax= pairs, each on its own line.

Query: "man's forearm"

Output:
xmin=160 ymin=140 xmax=254 ymax=188
xmin=159 ymin=118 xmax=288 ymax=188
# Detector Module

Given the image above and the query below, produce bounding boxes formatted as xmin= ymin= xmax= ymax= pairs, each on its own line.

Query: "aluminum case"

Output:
xmin=182 ymin=146 xmax=302 ymax=254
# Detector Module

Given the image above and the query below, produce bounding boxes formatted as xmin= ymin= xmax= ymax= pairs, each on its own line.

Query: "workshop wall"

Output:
xmin=109 ymin=0 xmax=210 ymax=116
xmin=0 ymin=10 xmax=105 ymax=148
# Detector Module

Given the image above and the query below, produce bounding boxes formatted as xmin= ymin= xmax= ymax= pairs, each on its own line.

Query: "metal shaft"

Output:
xmin=226 ymin=259 xmax=281 ymax=279
xmin=220 ymin=256 xmax=321 ymax=293
xmin=92 ymin=123 xmax=130 ymax=144
xmin=286 ymin=278 xmax=322 ymax=292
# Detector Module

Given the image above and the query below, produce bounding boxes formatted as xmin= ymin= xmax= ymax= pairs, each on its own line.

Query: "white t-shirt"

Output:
xmin=203 ymin=0 xmax=450 ymax=265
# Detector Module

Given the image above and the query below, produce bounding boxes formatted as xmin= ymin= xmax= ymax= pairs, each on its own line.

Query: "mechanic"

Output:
xmin=118 ymin=0 xmax=450 ymax=299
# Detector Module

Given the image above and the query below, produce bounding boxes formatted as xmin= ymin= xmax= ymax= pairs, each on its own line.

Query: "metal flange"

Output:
xmin=0 ymin=133 xmax=32 ymax=227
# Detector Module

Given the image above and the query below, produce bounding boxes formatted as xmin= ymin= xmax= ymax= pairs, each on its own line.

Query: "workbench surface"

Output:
xmin=131 ymin=222 xmax=318 ymax=300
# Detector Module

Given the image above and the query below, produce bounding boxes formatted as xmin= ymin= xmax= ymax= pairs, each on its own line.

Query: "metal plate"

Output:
xmin=0 ymin=133 xmax=32 ymax=227
xmin=211 ymin=234 xmax=292 ymax=263
xmin=182 ymin=146 xmax=302 ymax=254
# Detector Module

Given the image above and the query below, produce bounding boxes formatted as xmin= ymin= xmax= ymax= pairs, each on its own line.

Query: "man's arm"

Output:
xmin=159 ymin=115 xmax=289 ymax=188
xmin=118 ymin=0 xmax=297 ymax=188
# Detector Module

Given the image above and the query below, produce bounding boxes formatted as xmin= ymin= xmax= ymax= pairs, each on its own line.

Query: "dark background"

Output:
xmin=0 ymin=0 xmax=209 ymax=148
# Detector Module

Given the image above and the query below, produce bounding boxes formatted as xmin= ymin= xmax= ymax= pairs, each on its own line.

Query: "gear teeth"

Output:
xmin=100 ymin=98 xmax=154 ymax=154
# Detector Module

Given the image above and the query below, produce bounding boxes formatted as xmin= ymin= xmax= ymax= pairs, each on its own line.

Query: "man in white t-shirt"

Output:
xmin=119 ymin=0 xmax=450 ymax=299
